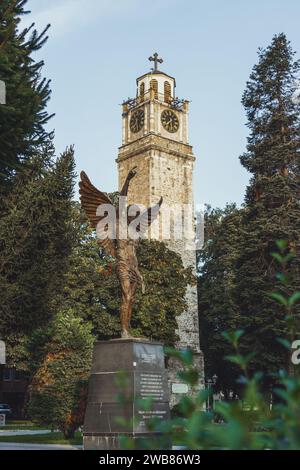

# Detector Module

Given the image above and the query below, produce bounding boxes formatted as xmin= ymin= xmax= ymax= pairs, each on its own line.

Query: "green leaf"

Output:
xmin=276 ymin=240 xmax=288 ymax=251
xmin=288 ymin=292 xmax=300 ymax=306
xmin=271 ymin=252 xmax=284 ymax=264
xmin=225 ymin=352 xmax=255 ymax=368
xmin=282 ymin=253 xmax=295 ymax=264
xmin=268 ymin=292 xmax=288 ymax=306
xmin=276 ymin=338 xmax=291 ymax=349
xmin=222 ymin=330 xmax=244 ymax=348
xmin=177 ymin=369 xmax=199 ymax=387
xmin=164 ymin=347 xmax=194 ymax=366
xmin=177 ymin=396 xmax=195 ymax=416
xmin=276 ymin=273 xmax=287 ymax=283
xmin=225 ymin=354 xmax=245 ymax=366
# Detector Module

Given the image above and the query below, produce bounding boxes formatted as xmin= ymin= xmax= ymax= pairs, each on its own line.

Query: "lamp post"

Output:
xmin=206 ymin=374 xmax=218 ymax=412
xmin=0 ymin=80 xmax=6 ymax=105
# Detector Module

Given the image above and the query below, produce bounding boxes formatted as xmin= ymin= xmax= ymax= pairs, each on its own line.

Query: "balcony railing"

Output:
xmin=122 ymin=90 xmax=187 ymax=112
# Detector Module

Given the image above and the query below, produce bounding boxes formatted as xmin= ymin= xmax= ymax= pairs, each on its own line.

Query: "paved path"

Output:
xmin=0 ymin=429 xmax=51 ymax=437
xmin=0 ymin=442 xmax=82 ymax=450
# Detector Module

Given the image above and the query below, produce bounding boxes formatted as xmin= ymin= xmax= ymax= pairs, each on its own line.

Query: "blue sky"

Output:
xmin=24 ymin=0 xmax=300 ymax=208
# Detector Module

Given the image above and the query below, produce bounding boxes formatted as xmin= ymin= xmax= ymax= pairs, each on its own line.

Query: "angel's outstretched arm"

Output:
xmin=120 ymin=167 xmax=137 ymax=196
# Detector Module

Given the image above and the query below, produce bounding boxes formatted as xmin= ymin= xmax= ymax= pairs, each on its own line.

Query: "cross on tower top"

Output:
xmin=148 ymin=52 xmax=163 ymax=72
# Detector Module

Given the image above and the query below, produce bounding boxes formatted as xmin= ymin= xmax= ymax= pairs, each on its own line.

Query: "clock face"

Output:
xmin=161 ymin=109 xmax=179 ymax=133
xmin=130 ymin=109 xmax=144 ymax=133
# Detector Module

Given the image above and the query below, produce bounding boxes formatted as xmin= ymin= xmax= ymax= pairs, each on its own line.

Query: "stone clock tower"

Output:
xmin=116 ymin=54 xmax=203 ymax=401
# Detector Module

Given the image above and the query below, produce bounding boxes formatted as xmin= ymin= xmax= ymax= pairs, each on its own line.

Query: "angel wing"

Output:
xmin=129 ymin=197 xmax=163 ymax=236
xmin=79 ymin=171 xmax=117 ymax=257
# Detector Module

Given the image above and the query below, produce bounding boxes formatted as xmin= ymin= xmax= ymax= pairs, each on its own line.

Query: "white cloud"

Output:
xmin=23 ymin=0 xmax=139 ymax=37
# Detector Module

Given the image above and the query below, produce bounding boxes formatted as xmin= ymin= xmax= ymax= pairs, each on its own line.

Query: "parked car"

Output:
xmin=0 ymin=404 xmax=12 ymax=418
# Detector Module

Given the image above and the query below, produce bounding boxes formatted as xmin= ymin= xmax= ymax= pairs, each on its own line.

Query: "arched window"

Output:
xmin=164 ymin=81 xmax=171 ymax=103
xmin=139 ymin=82 xmax=145 ymax=102
xmin=150 ymin=79 xmax=158 ymax=99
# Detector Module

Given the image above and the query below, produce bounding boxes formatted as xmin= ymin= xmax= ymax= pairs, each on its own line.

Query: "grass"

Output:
xmin=1 ymin=420 xmax=46 ymax=431
xmin=0 ymin=431 xmax=82 ymax=446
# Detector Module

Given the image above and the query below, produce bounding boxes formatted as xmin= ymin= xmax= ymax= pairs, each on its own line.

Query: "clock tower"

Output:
xmin=117 ymin=54 xmax=204 ymax=401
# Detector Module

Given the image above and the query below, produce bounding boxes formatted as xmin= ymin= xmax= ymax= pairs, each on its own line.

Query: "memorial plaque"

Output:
xmin=134 ymin=371 xmax=169 ymax=401
xmin=133 ymin=342 xmax=165 ymax=371
xmin=172 ymin=382 xmax=189 ymax=394
xmin=134 ymin=401 xmax=170 ymax=433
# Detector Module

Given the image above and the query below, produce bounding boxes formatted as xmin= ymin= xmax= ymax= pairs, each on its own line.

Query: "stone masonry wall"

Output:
xmin=117 ymin=134 xmax=204 ymax=407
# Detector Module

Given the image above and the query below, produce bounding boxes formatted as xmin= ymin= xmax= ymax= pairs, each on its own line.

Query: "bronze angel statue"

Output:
xmin=79 ymin=168 xmax=162 ymax=338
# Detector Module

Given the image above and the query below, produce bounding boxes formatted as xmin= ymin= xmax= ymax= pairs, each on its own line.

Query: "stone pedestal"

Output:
xmin=83 ymin=339 xmax=170 ymax=450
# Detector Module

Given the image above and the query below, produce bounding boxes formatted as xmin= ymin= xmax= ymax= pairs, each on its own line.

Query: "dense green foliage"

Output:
xmin=198 ymin=204 xmax=243 ymax=394
xmin=0 ymin=0 xmax=53 ymax=193
xmin=0 ymin=147 xmax=76 ymax=367
xmin=28 ymin=311 xmax=93 ymax=438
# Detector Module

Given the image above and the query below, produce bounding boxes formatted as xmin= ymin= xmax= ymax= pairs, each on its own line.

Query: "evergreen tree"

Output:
xmin=198 ymin=204 xmax=243 ymax=394
xmin=0 ymin=146 xmax=76 ymax=366
xmin=0 ymin=0 xmax=53 ymax=193
xmin=236 ymin=34 xmax=300 ymax=381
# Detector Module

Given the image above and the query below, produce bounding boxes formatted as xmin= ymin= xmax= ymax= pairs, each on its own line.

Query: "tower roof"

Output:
xmin=136 ymin=70 xmax=176 ymax=86
xmin=136 ymin=53 xmax=176 ymax=86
